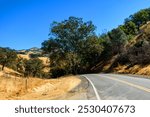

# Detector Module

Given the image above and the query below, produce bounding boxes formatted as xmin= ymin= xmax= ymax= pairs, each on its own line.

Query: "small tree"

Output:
xmin=108 ymin=28 xmax=128 ymax=54
xmin=24 ymin=58 xmax=44 ymax=77
xmin=16 ymin=57 xmax=25 ymax=72
xmin=0 ymin=47 xmax=17 ymax=70
xmin=119 ymin=21 xmax=138 ymax=35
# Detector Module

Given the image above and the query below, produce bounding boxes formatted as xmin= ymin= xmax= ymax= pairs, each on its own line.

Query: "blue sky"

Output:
xmin=0 ymin=0 xmax=150 ymax=50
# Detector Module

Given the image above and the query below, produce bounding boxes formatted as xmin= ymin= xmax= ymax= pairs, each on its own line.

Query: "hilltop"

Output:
xmin=17 ymin=47 xmax=42 ymax=55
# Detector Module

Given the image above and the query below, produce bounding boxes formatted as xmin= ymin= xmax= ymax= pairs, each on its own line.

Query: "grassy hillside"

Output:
xmin=0 ymin=66 xmax=81 ymax=100
xmin=0 ymin=48 xmax=82 ymax=99
xmin=92 ymin=22 xmax=150 ymax=76
xmin=0 ymin=47 xmax=50 ymax=80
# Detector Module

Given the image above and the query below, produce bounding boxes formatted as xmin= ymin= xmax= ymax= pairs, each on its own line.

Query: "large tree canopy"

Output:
xmin=50 ymin=17 xmax=96 ymax=53
xmin=42 ymin=17 xmax=103 ymax=77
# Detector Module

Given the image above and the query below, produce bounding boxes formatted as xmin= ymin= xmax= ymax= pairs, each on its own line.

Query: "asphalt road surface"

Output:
xmin=81 ymin=74 xmax=150 ymax=100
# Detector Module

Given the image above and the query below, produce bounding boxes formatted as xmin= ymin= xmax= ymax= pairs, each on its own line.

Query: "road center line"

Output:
xmin=100 ymin=75 xmax=150 ymax=93
xmin=82 ymin=75 xmax=101 ymax=100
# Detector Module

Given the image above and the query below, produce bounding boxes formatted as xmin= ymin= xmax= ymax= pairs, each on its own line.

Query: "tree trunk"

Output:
xmin=2 ymin=64 xmax=5 ymax=71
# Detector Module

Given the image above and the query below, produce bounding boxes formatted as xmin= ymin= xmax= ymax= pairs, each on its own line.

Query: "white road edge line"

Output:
xmin=82 ymin=75 xmax=101 ymax=100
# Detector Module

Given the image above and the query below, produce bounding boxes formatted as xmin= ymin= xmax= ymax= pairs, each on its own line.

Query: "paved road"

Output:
xmin=82 ymin=74 xmax=150 ymax=100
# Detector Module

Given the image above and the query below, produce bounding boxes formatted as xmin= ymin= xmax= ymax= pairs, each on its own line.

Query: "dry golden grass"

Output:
xmin=0 ymin=65 xmax=21 ymax=76
xmin=18 ymin=54 xmax=30 ymax=60
xmin=38 ymin=57 xmax=49 ymax=65
xmin=114 ymin=64 xmax=150 ymax=77
xmin=0 ymin=53 xmax=80 ymax=100
xmin=136 ymin=65 xmax=150 ymax=75
xmin=18 ymin=54 xmax=49 ymax=62
xmin=38 ymin=57 xmax=50 ymax=72
xmin=0 ymin=74 xmax=81 ymax=100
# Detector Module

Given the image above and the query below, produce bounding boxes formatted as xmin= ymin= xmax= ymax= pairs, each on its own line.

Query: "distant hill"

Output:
xmin=17 ymin=47 xmax=42 ymax=55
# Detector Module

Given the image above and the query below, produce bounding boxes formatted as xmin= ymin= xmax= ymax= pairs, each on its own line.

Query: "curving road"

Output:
xmin=81 ymin=74 xmax=150 ymax=100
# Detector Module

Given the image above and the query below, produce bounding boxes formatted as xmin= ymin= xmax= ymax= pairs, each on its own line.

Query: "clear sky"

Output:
xmin=0 ymin=0 xmax=150 ymax=50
